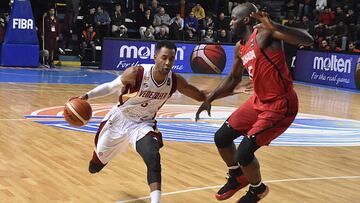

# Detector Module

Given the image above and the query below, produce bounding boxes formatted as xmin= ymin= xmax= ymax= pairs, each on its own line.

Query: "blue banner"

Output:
xmin=101 ymin=39 xmax=235 ymax=74
xmin=4 ymin=0 xmax=38 ymax=45
xmin=294 ymin=49 xmax=360 ymax=90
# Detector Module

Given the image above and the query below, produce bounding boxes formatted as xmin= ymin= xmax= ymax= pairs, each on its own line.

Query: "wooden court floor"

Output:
xmin=0 ymin=71 xmax=360 ymax=203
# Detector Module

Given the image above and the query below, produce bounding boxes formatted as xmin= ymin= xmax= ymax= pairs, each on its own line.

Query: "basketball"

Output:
xmin=63 ymin=98 xmax=92 ymax=127
xmin=190 ymin=44 xmax=226 ymax=74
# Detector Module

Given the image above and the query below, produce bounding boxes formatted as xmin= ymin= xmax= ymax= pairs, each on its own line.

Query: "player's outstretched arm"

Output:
xmin=175 ymin=73 xmax=207 ymax=102
xmin=79 ymin=67 xmax=138 ymax=100
xmin=195 ymin=42 xmax=244 ymax=121
xmin=251 ymin=11 xmax=313 ymax=46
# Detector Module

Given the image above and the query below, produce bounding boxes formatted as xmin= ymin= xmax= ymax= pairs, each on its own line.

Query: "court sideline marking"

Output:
xmin=116 ymin=175 xmax=360 ymax=203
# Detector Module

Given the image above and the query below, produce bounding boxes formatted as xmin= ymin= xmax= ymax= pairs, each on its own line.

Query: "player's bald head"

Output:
xmin=232 ymin=2 xmax=258 ymax=19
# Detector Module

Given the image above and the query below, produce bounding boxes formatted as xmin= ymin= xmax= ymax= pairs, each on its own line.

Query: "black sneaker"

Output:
xmin=215 ymin=173 xmax=249 ymax=201
xmin=236 ymin=185 xmax=269 ymax=203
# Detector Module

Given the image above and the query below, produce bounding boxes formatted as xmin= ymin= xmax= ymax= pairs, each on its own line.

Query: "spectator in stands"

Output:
xmin=334 ymin=6 xmax=346 ymax=24
xmin=117 ymin=25 xmax=128 ymax=38
xmin=316 ymin=0 xmax=327 ymax=11
xmin=319 ymin=39 xmax=331 ymax=50
xmin=192 ymin=3 xmax=205 ymax=21
xmin=330 ymin=40 xmax=342 ymax=52
xmin=94 ymin=5 xmax=111 ymax=40
xmin=318 ymin=7 xmax=335 ymax=26
xmin=169 ymin=13 xmax=184 ymax=40
xmin=214 ymin=12 xmax=229 ymax=33
xmin=84 ymin=6 xmax=96 ymax=29
xmin=215 ymin=29 xmax=231 ymax=43
xmin=345 ymin=8 xmax=358 ymax=42
xmin=334 ymin=21 xmax=348 ymax=50
xmin=0 ymin=17 xmax=5 ymax=43
xmin=297 ymin=0 xmax=311 ymax=19
xmin=201 ymin=29 xmax=215 ymax=43
xmin=153 ymin=7 xmax=171 ymax=34
xmin=313 ymin=23 xmax=327 ymax=48
xmin=184 ymin=11 xmax=199 ymax=38
xmin=348 ymin=41 xmax=360 ymax=52
xmin=200 ymin=13 xmax=215 ymax=38
xmin=185 ymin=29 xmax=197 ymax=42
xmin=296 ymin=15 xmax=314 ymax=35
xmin=111 ymin=4 xmax=127 ymax=37
xmin=81 ymin=25 xmax=97 ymax=62
xmin=150 ymin=0 xmax=160 ymax=15
xmin=284 ymin=16 xmax=297 ymax=27
xmin=138 ymin=8 xmax=154 ymax=39
xmin=61 ymin=6 xmax=74 ymax=51
xmin=141 ymin=26 xmax=155 ymax=40
xmin=155 ymin=27 xmax=169 ymax=40
xmin=43 ymin=8 xmax=60 ymax=68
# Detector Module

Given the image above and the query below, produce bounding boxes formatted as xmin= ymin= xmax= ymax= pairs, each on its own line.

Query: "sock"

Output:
xmin=150 ymin=190 xmax=161 ymax=203
xmin=250 ymin=182 xmax=266 ymax=194
xmin=228 ymin=164 xmax=243 ymax=177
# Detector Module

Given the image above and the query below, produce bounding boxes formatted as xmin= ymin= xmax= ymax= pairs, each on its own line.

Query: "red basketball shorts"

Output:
xmin=228 ymin=89 xmax=298 ymax=146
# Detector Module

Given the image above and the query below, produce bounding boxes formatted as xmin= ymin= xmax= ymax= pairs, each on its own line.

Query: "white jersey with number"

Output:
xmin=118 ymin=64 xmax=176 ymax=122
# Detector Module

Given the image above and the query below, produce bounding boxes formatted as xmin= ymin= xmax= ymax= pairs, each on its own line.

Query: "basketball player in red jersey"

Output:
xmin=74 ymin=41 xmax=210 ymax=203
xmin=196 ymin=3 xmax=313 ymax=202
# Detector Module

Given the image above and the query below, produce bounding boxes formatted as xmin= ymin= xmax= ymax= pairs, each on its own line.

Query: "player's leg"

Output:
xmin=236 ymin=94 xmax=298 ymax=202
xmin=214 ymin=96 xmax=258 ymax=200
xmin=89 ymin=111 xmax=129 ymax=173
xmin=136 ymin=132 xmax=162 ymax=203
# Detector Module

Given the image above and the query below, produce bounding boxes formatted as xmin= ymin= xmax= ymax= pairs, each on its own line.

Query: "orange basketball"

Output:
xmin=63 ymin=98 xmax=92 ymax=127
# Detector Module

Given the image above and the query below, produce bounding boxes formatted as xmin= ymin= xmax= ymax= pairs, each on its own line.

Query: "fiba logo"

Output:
xmin=190 ymin=44 xmax=226 ymax=74
xmin=356 ymin=57 xmax=360 ymax=90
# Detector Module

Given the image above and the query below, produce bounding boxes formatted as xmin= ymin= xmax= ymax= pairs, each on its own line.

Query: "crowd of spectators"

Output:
xmin=0 ymin=0 xmax=359 ymax=63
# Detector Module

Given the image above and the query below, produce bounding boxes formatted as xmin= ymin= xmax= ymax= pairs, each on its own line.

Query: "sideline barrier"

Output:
xmin=294 ymin=49 xmax=360 ymax=90
xmin=101 ymin=38 xmax=235 ymax=74
xmin=0 ymin=0 xmax=39 ymax=67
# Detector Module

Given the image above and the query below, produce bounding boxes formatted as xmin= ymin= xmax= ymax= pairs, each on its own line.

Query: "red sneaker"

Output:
xmin=215 ymin=175 xmax=249 ymax=201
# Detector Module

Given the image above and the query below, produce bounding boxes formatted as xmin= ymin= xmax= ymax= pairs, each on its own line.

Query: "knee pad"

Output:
xmin=236 ymin=136 xmax=260 ymax=166
xmin=143 ymin=149 xmax=161 ymax=184
xmin=137 ymin=135 xmax=162 ymax=184
xmin=214 ymin=121 xmax=240 ymax=148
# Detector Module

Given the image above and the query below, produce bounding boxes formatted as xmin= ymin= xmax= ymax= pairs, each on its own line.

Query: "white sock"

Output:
xmin=150 ymin=190 xmax=161 ymax=203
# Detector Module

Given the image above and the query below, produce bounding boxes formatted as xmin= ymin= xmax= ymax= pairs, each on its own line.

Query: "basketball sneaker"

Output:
xmin=236 ymin=184 xmax=269 ymax=203
xmin=215 ymin=171 xmax=249 ymax=201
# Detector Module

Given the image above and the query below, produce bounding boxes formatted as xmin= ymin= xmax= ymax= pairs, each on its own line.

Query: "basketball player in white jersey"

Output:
xmin=75 ymin=41 xmax=208 ymax=203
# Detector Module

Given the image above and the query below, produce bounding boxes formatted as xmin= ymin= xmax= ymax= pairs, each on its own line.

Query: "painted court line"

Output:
xmin=116 ymin=175 xmax=360 ymax=203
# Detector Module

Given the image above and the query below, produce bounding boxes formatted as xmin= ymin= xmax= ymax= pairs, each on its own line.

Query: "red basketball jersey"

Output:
xmin=240 ymin=29 xmax=293 ymax=102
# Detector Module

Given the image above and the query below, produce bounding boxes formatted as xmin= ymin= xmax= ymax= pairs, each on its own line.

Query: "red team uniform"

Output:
xmin=228 ymin=29 xmax=298 ymax=146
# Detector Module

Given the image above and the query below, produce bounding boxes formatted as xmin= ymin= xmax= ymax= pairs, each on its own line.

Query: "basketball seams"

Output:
xmin=66 ymin=102 xmax=87 ymax=125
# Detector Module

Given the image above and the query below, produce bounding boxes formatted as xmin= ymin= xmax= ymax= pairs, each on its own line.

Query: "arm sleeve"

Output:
xmin=86 ymin=75 xmax=124 ymax=99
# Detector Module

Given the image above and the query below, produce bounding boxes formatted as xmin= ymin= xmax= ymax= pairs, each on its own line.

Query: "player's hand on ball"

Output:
xmin=68 ymin=94 xmax=88 ymax=102
xmin=195 ymin=101 xmax=212 ymax=122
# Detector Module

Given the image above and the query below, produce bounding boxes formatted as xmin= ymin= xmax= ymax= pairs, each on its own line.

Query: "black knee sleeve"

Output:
xmin=136 ymin=134 xmax=161 ymax=184
xmin=236 ymin=136 xmax=260 ymax=166
xmin=214 ymin=121 xmax=241 ymax=148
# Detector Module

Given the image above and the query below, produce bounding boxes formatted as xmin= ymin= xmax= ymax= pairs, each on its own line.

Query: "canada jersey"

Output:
xmin=240 ymin=29 xmax=293 ymax=102
xmin=119 ymin=64 xmax=176 ymax=122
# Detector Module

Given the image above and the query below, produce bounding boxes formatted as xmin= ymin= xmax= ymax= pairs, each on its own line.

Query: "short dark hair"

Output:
xmin=155 ymin=41 xmax=177 ymax=53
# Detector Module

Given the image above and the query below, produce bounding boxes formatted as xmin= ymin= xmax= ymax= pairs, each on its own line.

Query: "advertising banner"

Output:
xmin=0 ymin=0 xmax=39 ymax=67
xmin=294 ymin=49 xmax=360 ymax=90
xmin=101 ymin=39 xmax=235 ymax=74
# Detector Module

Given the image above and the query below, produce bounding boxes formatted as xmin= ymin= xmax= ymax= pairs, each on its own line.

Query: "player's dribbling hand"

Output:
xmin=195 ymin=101 xmax=212 ymax=122
xmin=250 ymin=11 xmax=275 ymax=31
xmin=68 ymin=94 xmax=88 ymax=102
